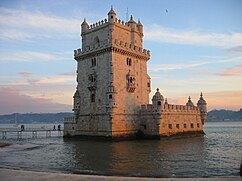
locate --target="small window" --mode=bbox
[176,124,179,129]
[91,58,96,67]
[184,124,187,129]
[197,123,200,128]
[111,15,113,19]
[89,74,96,82]
[147,82,150,87]
[169,124,172,129]
[109,95,112,99]
[91,93,95,102]
[126,58,132,66]
[191,123,194,128]
[157,101,161,106]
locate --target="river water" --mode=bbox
[0,122,241,178]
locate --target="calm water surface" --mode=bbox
[0,122,241,177]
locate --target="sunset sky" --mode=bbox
[0,0,242,114]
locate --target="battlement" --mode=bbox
[74,38,150,59]
[64,116,75,123]
[163,104,200,113]
[140,103,200,114]
[89,18,108,30]
[82,16,142,35]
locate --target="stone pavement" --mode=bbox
[0,168,241,181]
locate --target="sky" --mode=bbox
[0,0,242,114]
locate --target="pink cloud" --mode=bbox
[216,64,242,76]
[166,91,242,111]
[0,88,72,114]
[18,72,33,77]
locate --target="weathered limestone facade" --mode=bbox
[64,8,207,139]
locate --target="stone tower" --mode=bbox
[65,7,150,137]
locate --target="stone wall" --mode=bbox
[139,104,203,137]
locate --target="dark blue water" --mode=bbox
[0,122,241,177]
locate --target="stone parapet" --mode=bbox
[82,16,142,35]
[64,116,75,123]
[74,38,150,60]
[163,104,200,113]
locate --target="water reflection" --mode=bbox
[64,136,207,177]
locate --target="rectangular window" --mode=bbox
[147,82,150,87]
[169,124,172,129]
[91,58,96,67]
[126,58,132,66]
[109,95,112,99]
[91,93,95,102]
[176,124,179,129]
[184,124,187,129]
[191,123,194,128]
[197,123,200,128]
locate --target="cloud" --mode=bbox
[21,75,75,85]
[163,90,242,111]
[0,7,80,40]
[18,72,33,77]
[148,62,208,72]
[60,70,76,76]
[0,88,72,114]
[205,90,242,111]
[36,77,74,84]
[0,29,33,40]
[148,54,242,72]
[145,24,242,48]
[227,46,242,53]
[216,64,242,77]
[0,51,66,62]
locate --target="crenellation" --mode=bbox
[74,38,150,60]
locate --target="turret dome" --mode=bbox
[152,88,164,101]
[81,18,88,26]
[108,6,116,15]
[186,96,194,106]
[197,92,207,105]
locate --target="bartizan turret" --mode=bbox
[81,18,89,34]
[137,19,143,37]
[186,96,194,106]
[108,6,116,23]
[197,92,207,125]
[73,89,80,122]
[152,88,164,113]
